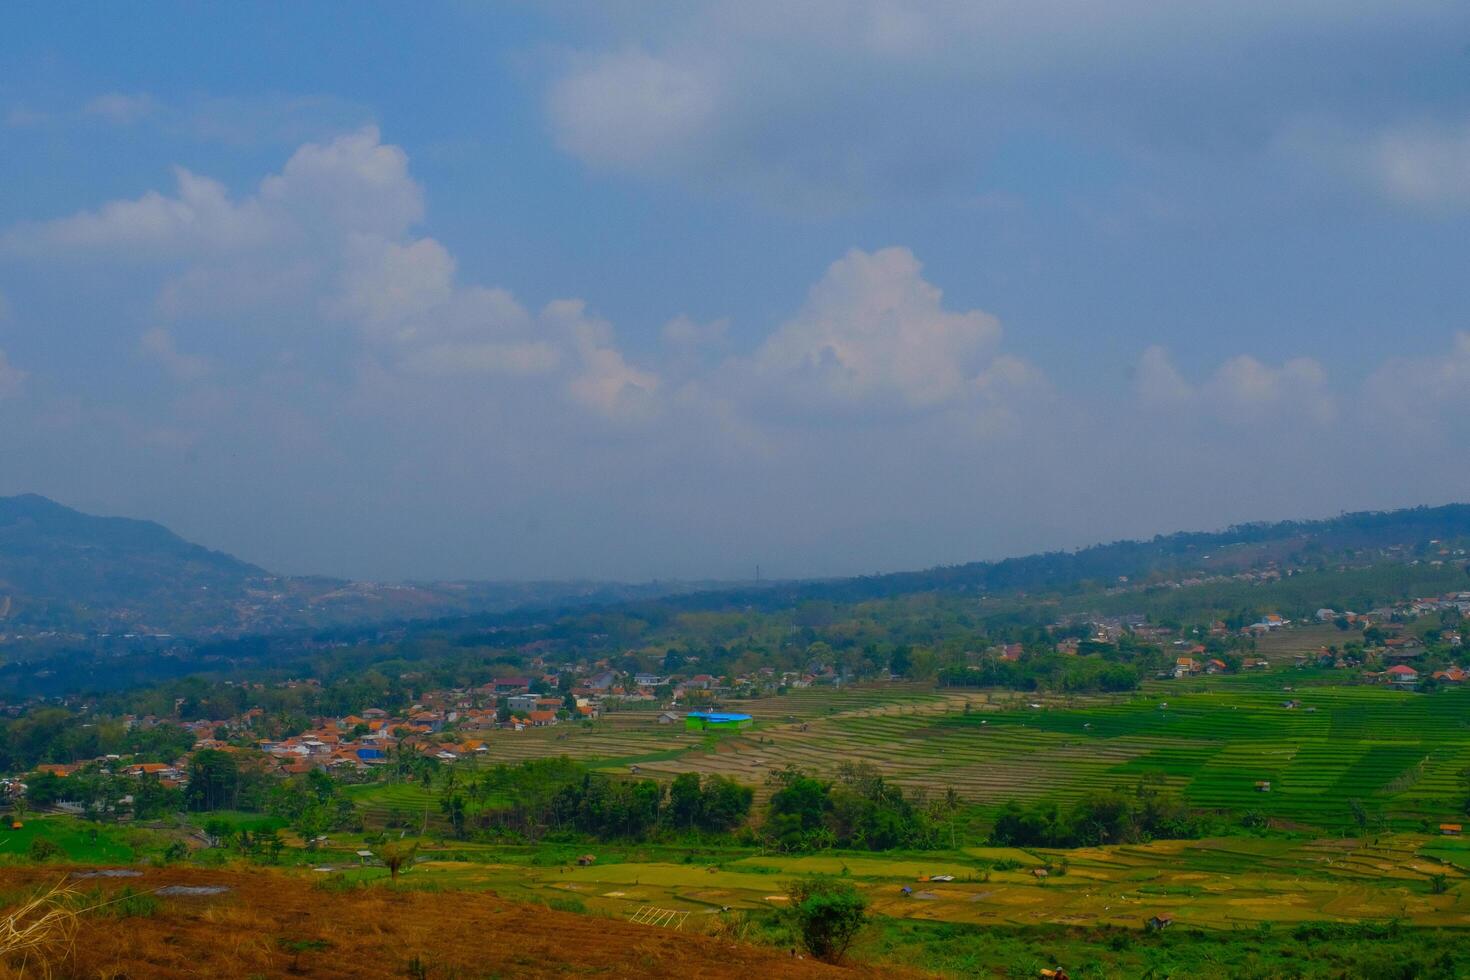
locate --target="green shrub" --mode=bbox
[786,875,868,964]
[27,837,63,861]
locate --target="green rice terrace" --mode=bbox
[390,676,1470,833]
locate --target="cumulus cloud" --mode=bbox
[259,126,422,238]
[3,125,417,259]
[139,327,212,382]
[2,167,271,255]
[1135,346,1334,424]
[3,127,657,419]
[0,348,25,399]
[750,246,1017,413]
[547,300,661,421]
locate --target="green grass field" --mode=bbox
[0,815,144,863]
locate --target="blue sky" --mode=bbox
[2,2,1470,581]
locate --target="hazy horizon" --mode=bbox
[4,4,1470,581]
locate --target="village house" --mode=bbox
[1384,664,1419,686]
[506,693,540,714]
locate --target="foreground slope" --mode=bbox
[0,865,879,979]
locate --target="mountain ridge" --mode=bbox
[4,493,1470,637]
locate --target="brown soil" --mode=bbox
[1,866,891,979]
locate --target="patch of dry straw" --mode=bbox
[0,883,79,979]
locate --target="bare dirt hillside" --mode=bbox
[0,865,891,979]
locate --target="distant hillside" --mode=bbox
[4,493,1469,640]
[0,495,705,636]
[645,504,1470,612]
[0,493,263,602]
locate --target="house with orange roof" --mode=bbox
[1385,664,1419,685]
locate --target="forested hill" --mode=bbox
[0,495,700,635]
[639,504,1470,612]
[0,493,262,610]
[4,493,1469,638]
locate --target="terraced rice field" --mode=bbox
[349,833,1470,932]
[346,782,446,828]
[356,679,1470,831]
[635,680,1470,828]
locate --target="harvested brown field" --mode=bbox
[0,866,890,979]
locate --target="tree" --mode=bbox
[376,840,418,883]
[699,775,753,832]
[766,770,832,849]
[184,749,240,811]
[668,772,703,830]
[440,793,467,839]
[203,817,232,847]
[786,876,868,964]
[132,773,182,820]
[889,646,913,678]
[24,771,64,807]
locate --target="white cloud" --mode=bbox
[1136,347,1335,424]
[547,49,719,174]
[84,92,157,125]
[0,349,25,399]
[1280,116,1470,211]
[1135,344,1194,407]
[139,327,211,382]
[332,235,458,338]
[1366,331,1470,429]
[259,126,422,239]
[1,127,659,415]
[2,167,272,255]
[751,246,1014,412]
[1368,120,1470,209]
[661,314,728,349]
[541,2,1469,205]
[546,300,661,421]
[398,340,561,377]
[3,125,416,259]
